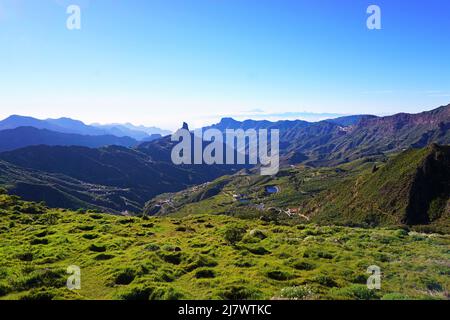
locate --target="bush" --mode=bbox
[150,286,184,300]
[245,246,270,255]
[280,285,313,300]
[331,285,378,300]
[89,244,107,252]
[249,229,267,240]
[30,238,49,245]
[317,251,334,259]
[224,226,246,245]
[117,285,154,300]
[313,275,338,287]
[16,252,34,262]
[94,254,115,261]
[291,260,315,271]
[266,270,294,281]
[78,225,95,231]
[19,289,56,300]
[195,268,216,279]
[82,233,99,240]
[114,268,136,285]
[381,293,410,300]
[159,252,183,265]
[0,282,11,297]
[184,254,217,272]
[144,243,160,252]
[234,259,255,268]
[218,285,261,300]
[16,269,66,290]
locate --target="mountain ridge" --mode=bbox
[0,126,138,152]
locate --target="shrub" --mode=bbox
[195,268,216,279]
[161,244,181,252]
[114,268,136,285]
[313,275,338,287]
[142,223,154,228]
[94,254,115,261]
[249,229,267,240]
[381,293,410,300]
[246,246,270,255]
[234,259,255,268]
[224,226,246,245]
[266,270,294,281]
[280,285,314,300]
[331,284,378,300]
[30,238,49,245]
[117,285,154,300]
[89,244,107,252]
[317,251,334,259]
[19,289,56,300]
[16,269,66,290]
[150,286,184,300]
[119,218,135,224]
[0,282,11,297]
[159,252,183,265]
[218,285,261,300]
[291,260,315,271]
[82,233,99,240]
[184,254,217,272]
[154,269,176,282]
[78,225,95,231]
[144,243,160,252]
[16,252,34,262]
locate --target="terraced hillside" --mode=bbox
[0,192,448,300]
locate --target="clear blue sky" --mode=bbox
[1,0,449,130]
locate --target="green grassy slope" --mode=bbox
[307,145,450,232]
[1,192,448,300]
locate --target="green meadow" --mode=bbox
[0,192,448,300]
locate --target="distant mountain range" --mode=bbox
[0,131,247,213]
[206,104,450,166]
[0,115,170,141]
[0,127,138,152]
[0,103,448,214]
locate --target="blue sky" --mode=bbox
[1,0,449,130]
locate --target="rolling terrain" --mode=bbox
[0,132,247,213]
[145,145,450,233]
[0,192,448,300]
[0,104,448,217]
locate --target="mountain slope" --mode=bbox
[305,144,450,232]
[143,144,449,232]
[0,141,245,213]
[0,127,138,152]
[305,104,450,166]
[205,104,450,166]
